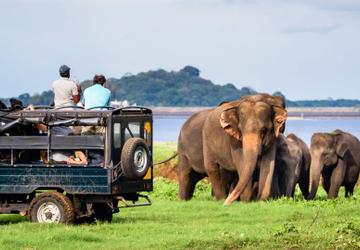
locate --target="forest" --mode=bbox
[2,66,360,107]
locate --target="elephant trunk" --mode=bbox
[224,133,260,205]
[308,155,323,200]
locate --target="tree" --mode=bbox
[180,66,200,77]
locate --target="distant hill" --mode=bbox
[81,65,257,106]
[2,65,360,107]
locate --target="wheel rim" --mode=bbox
[37,201,61,223]
[133,146,148,173]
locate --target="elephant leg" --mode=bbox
[178,155,204,200]
[298,166,310,199]
[257,144,276,201]
[239,178,254,202]
[220,168,238,196]
[344,165,359,197]
[284,163,296,198]
[252,182,259,200]
[345,184,354,197]
[205,160,226,200]
[328,159,346,198]
[322,168,332,195]
[179,168,205,200]
[271,170,280,199]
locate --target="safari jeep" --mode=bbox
[0,106,153,223]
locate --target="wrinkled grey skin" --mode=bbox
[226,133,310,201]
[177,109,211,200]
[309,130,360,199]
[203,95,287,205]
[273,134,311,199]
[177,94,287,204]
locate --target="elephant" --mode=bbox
[178,109,210,200]
[202,94,287,205]
[222,133,310,201]
[273,133,310,199]
[308,129,360,199]
[177,94,287,203]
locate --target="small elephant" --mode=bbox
[273,133,310,199]
[309,130,360,199]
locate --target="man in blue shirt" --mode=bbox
[82,75,111,110]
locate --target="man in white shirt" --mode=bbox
[52,65,80,108]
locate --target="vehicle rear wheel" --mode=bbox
[121,138,150,179]
[28,192,75,224]
[92,203,113,222]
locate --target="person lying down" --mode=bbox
[40,150,88,165]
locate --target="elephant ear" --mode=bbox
[335,133,348,158]
[220,107,242,141]
[273,106,287,138]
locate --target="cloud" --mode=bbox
[284,24,340,34]
[0,0,360,99]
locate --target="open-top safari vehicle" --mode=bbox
[0,105,153,223]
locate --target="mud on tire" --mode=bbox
[121,138,150,179]
[28,192,75,224]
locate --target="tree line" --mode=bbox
[2,66,360,107]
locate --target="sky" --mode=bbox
[0,0,360,100]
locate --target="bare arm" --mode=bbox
[67,151,88,165]
[72,95,80,104]
[71,84,81,104]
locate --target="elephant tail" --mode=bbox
[154,152,178,166]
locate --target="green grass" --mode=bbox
[0,142,359,250]
[0,179,359,250]
[153,141,177,164]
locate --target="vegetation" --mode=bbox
[153,141,177,164]
[0,180,358,250]
[0,142,359,250]
[3,66,360,107]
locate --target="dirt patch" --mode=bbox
[154,162,179,182]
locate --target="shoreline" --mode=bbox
[151,107,360,118]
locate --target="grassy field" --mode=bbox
[0,142,359,250]
[153,141,178,164]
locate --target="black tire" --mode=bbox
[121,138,150,179]
[28,192,75,224]
[92,203,113,222]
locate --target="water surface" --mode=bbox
[153,116,360,146]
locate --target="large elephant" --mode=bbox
[178,109,211,200]
[273,133,310,199]
[177,94,287,202]
[202,94,287,205]
[308,129,360,199]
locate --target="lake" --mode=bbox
[153,116,360,146]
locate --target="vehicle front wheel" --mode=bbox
[28,192,75,224]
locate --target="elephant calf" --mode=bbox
[309,130,360,199]
[273,134,310,199]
